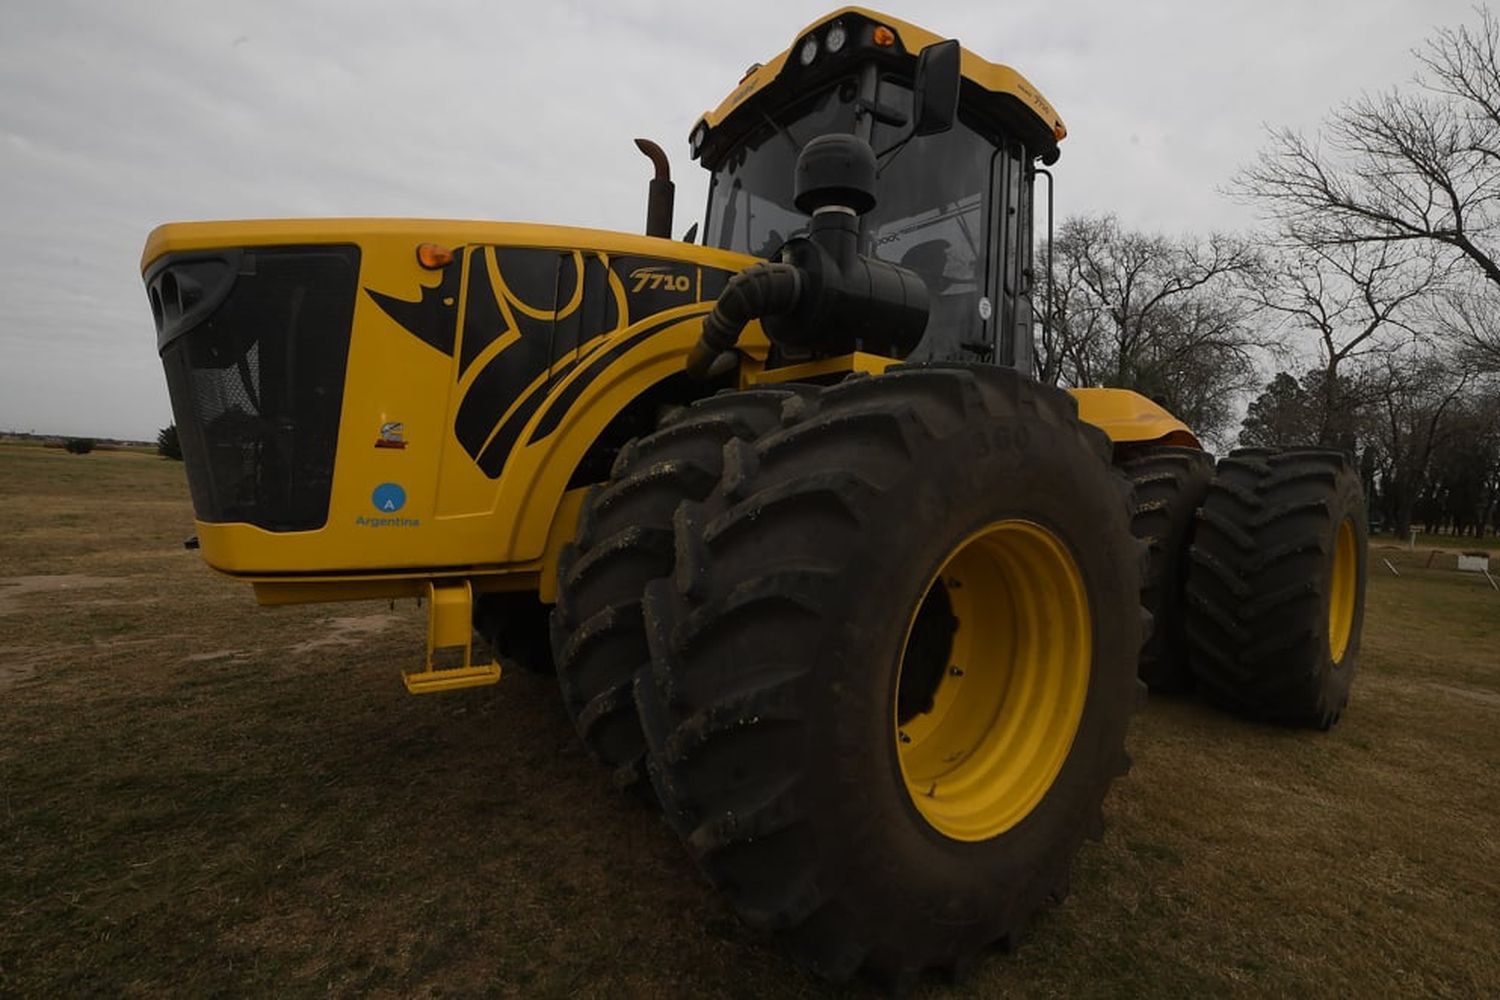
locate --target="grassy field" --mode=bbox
[1373,530,1500,553]
[2,445,1497,997]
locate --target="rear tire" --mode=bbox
[1121,446,1214,692]
[551,387,811,786]
[637,366,1141,984]
[1184,448,1367,728]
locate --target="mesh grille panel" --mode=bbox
[158,246,360,531]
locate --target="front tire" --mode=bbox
[551,388,811,785]
[637,366,1141,984]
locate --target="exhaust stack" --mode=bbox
[634,138,675,239]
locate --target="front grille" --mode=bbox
[152,246,360,531]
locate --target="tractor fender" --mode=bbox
[1068,387,1201,449]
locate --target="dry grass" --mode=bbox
[1,444,1496,997]
[1378,531,1500,554]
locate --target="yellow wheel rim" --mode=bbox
[894,520,1091,842]
[1328,517,1357,663]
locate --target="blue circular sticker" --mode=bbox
[372,482,407,513]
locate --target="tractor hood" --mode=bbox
[142,219,757,580]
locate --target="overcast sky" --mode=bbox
[0,0,1486,440]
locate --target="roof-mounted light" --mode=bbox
[799,35,819,66]
[826,22,848,53]
[872,25,895,47]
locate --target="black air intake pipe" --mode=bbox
[686,134,929,379]
[686,263,802,378]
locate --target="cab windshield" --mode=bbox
[704,75,1025,361]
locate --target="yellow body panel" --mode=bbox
[741,351,898,386]
[144,220,767,591]
[1068,388,1201,449]
[146,219,1199,606]
[700,7,1066,143]
[140,219,757,274]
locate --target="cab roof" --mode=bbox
[691,7,1066,166]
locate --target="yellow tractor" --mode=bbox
[141,7,1368,987]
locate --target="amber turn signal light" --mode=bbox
[416,243,454,269]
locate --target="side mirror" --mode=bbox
[912,39,961,137]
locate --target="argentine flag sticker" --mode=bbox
[372,483,407,513]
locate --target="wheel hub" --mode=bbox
[894,520,1091,842]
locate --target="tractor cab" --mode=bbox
[688,8,1066,372]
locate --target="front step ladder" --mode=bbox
[403,579,501,694]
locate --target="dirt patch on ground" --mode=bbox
[183,649,258,664]
[1427,682,1500,707]
[0,574,118,615]
[1371,672,1500,709]
[287,614,402,655]
[0,653,39,689]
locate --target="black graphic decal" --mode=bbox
[528,309,710,444]
[699,267,733,303]
[495,247,560,312]
[458,249,509,376]
[476,357,580,477]
[365,248,465,356]
[367,245,727,480]
[552,254,616,361]
[454,247,560,459]
[548,252,583,362]
[555,252,580,313]
[612,255,698,321]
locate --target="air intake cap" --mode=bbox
[794,134,877,215]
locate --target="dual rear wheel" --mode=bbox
[1122,445,1367,726]
[1183,448,1367,728]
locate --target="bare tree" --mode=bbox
[1235,9,1500,513]
[1035,224,1112,388]
[1244,240,1447,447]
[1129,296,1261,438]
[1421,387,1500,535]
[1430,282,1500,372]
[1367,350,1472,536]
[1036,214,1261,441]
[1237,9,1500,290]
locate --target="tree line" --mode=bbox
[1034,8,1500,538]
